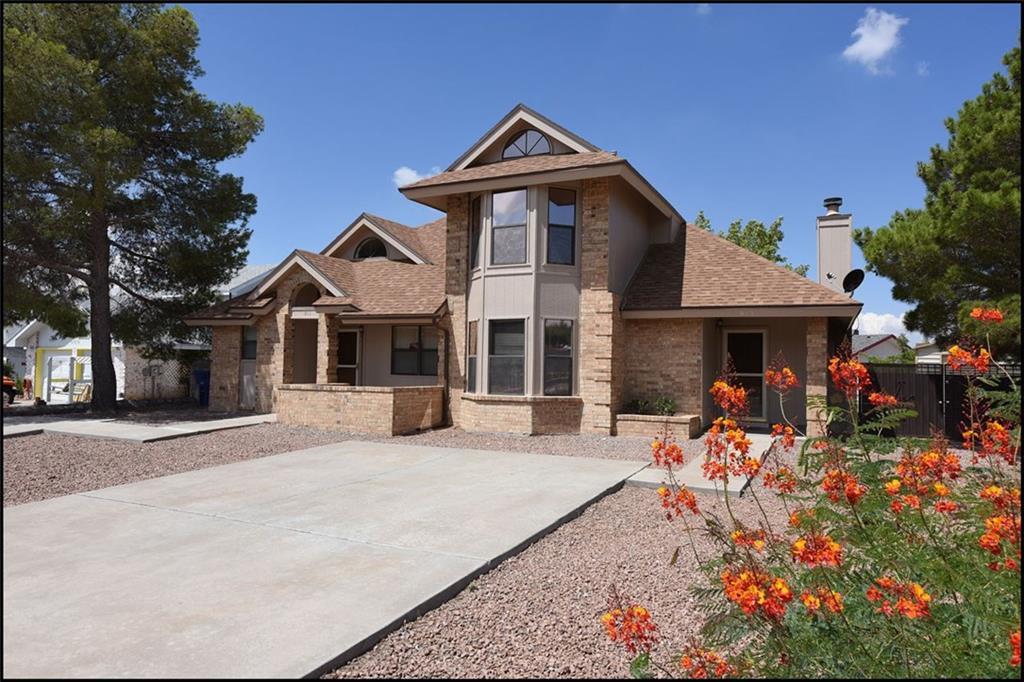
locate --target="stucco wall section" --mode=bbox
[209,326,241,411]
[622,318,704,416]
[578,177,622,434]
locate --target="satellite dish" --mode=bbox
[842,269,865,295]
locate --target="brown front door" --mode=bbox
[336,330,359,384]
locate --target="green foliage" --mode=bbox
[626,399,652,415]
[628,653,653,679]
[2,3,264,406]
[653,396,676,416]
[854,39,1021,350]
[694,212,810,276]
[958,295,1022,359]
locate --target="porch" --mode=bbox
[274,383,444,436]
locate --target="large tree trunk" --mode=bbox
[89,209,118,412]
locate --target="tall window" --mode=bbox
[391,325,438,376]
[466,320,478,392]
[491,189,527,265]
[543,319,573,396]
[547,188,576,266]
[470,196,482,269]
[502,129,551,159]
[488,320,525,395]
[241,326,257,360]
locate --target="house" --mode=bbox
[185,104,861,436]
[914,340,945,365]
[851,333,906,361]
[4,265,274,404]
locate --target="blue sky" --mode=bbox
[185,3,1020,343]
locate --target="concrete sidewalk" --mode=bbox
[1,413,276,441]
[3,441,645,678]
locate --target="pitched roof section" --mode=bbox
[446,103,601,172]
[852,334,898,354]
[623,224,860,311]
[362,214,446,264]
[401,151,624,190]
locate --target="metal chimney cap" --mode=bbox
[823,196,843,210]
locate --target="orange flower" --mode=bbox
[970,307,1005,324]
[791,533,843,568]
[934,500,959,514]
[828,355,871,397]
[1011,630,1021,667]
[721,568,793,621]
[947,344,991,373]
[893,449,962,495]
[770,423,797,450]
[976,420,1018,465]
[709,379,749,416]
[765,366,800,393]
[981,485,1021,511]
[657,484,700,520]
[868,391,899,408]
[651,436,685,468]
[731,528,768,552]
[801,588,843,615]
[703,418,761,481]
[679,646,736,678]
[979,515,1021,559]
[867,576,932,620]
[884,479,902,495]
[822,469,867,505]
[763,464,798,494]
[601,604,657,654]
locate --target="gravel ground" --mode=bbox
[2,423,349,507]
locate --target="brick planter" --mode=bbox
[615,413,701,439]
[274,384,443,436]
[459,394,583,435]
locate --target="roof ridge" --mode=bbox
[687,224,858,304]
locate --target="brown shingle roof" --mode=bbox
[301,251,444,317]
[623,224,860,311]
[364,214,446,264]
[400,151,624,190]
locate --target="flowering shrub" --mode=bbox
[603,313,1021,678]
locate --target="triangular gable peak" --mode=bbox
[320,214,428,264]
[447,104,601,172]
[254,251,348,299]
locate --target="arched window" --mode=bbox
[502,129,551,160]
[292,283,320,306]
[354,237,387,259]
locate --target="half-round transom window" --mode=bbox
[354,237,387,259]
[502,129,551,160]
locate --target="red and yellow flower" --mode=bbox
[709,379,749,416]
[828,355,871,397]
[679,646,736,678]
[791,533,843,568]
[866,576,932,619]
[947,344,991,373]
[721,568,793,621]
[970,307,1005,324]
[868,391,899,408]
[657,484,700,520]
[800,587,844,615]
[601,604,657,654]
[822,469,867,505]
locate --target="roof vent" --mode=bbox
[823,197,843,215]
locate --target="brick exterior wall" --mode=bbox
[258,271,325,411]
[274,384,443,435]
[615,413,702,439]
[209,326,241,411]
[622,318,704,416]
[805,317,828,436]
[460,395,583,435]
[578,177,623,435]
[444,194,470,427]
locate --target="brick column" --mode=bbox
[805,317,828,436]
[578,178,622,435]
[209,326,241,411]
[444,194,470,427]
[316,313,338,383]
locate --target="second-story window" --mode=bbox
[547,188,576,266]
[491,189,527,265]
[470,196,482,269]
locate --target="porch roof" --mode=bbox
[622,224,861,316]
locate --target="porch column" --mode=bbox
[805,317,828,436]
[316,313,337,383]
[209,326,241,411]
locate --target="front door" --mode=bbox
[336,330,360,384]
[239,326,257,410]
[723,329,767,421]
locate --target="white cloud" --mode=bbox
[916,60,930,77]
[696,4,712,16]
[392,165,441,188]
[856,311,923,344]
[842,8,909,75]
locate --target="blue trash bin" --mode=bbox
[193,368,210,407]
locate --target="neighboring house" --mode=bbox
[186,104,861,436]
[915,340,945,365]
[852,333,906,361]
[4,265,274,403]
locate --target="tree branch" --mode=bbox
[108,276,166,308]
[109,239,165,265]
[3,247,93,285]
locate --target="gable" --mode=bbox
[447,103,600,172]
[321,215,428,263]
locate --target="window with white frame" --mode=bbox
[491,189,527,265]
[488,319,525,395]
[466,320,478,392]
[543,319,573,396]
[547,188,576,266]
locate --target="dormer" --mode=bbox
[321,214,429,264]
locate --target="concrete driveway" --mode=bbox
[3,441,645,678]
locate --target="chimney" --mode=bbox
[816,196,852,294]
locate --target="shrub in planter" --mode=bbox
[604,309,1021,678]
[627,399,652,415]
[653,397,676,416]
